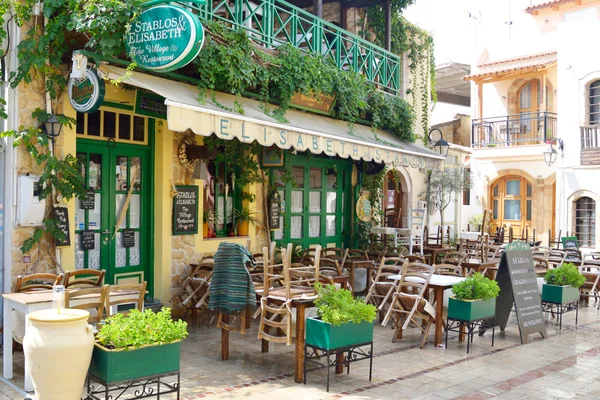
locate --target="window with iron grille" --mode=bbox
[574,197,596,247]
[589,80,600,125]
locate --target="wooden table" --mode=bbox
[387,274,465,347]
[422,246,454,264]
[344,260,375,294]
[2,289,141,394]
[462,258,498,277]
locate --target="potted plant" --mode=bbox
[233,206,264,236]
[203,208,216,238]
[306,283,377,350]
[542,263,585,304]
[448,273,500,321]
[89,308,188,384]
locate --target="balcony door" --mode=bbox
[490,176,532,237]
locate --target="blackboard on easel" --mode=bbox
[495,240,546,344]
[561,236,579,250]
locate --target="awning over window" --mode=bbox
[99,66,444,168]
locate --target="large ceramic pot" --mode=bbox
[24,309,94,400]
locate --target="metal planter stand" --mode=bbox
[85,371,180,400]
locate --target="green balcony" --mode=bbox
[184,0,402,94]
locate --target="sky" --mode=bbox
[403,0,537,65]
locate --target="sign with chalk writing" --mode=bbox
[561,236,579,250]
[269,194,281,231]
[123,229,135,248]
[81,230,95,250]
[53,207,71,247]
[80,189,96,210]
[173,185,198,235]
[495,240,546,344]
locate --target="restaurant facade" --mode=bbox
[1,0,442,304]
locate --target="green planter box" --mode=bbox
[541,284,580,304]
[305,317,373,350]
[448,297,496,322]
[88,341,180,384]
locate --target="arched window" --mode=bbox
[575,197,596,247]
[589,80,600,125]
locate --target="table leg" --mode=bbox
[3,300,13,380]
[245,305,251,330]
[221,314,229,361]
[434,287,444,347]
[24,313,33,392]
[335,352,344,374]
[459,322,466,342]
[294,304,306,383]
[261,299,269,353]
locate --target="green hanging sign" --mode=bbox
[125,5,205,72]
[68,68,105,113]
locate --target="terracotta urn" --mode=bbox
[23,309,94,400]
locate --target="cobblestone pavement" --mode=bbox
[2,301,600,399]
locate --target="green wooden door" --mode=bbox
[76,140,151,288]
[272,155,351,249]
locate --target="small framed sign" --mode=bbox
[269,194,281,231]
[123,229,136,248]
[80,189,96,210]
[261,146,284,167]
[81,230,95,250]
[173,185,199,235]
[53,207,71,247]
[561,236,579,250]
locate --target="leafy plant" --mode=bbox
[233,206,265,229]
[468,214,484,230]
[96,308,188,350]
[314,283,377,326]
[545,263,586,288]
[452,273,500,301]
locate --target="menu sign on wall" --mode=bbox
[173,185,199,235]
[495,240,546,344]
[123,229,136,248]
[81,230,95,250]
[269,194,281,231]
[53,207,71,247]
[80,189,96,210]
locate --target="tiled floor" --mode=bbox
[3,301,600,399]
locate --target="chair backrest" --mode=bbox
[409,209,426,236]
[320,258,342,277]
[384,207,402,228]
[65,284,109,325]
[15,273,64,292]
[346,249,368,261]
[435,263,463,277]
[322,248,345,260]
[443,251,467,267]
[283,247,320,297]
[261,246,284,297]
[64,269,105,288]
[547,250,567,268]
[405,254,426,264]
[374,256,406,282]
[395,262,434,297]
[105,281,147,316]
[583,253,600,268]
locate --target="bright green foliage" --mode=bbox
[314,283,377,326]
[233,206,264,229]
[545,263,586,288]
[452,273,500,301]
[97,308,188,350]
[203,136,263,188]
[0,109,86,253]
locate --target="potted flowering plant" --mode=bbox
[542,263,585,304]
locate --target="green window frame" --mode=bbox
[209,161,242,237]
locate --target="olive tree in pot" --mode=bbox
[542,263,586,304]
[448,273,500,321]
[306,283,377,350]
[89,308,188,384]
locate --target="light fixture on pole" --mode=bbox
[43,114,63,140]
[543,138,564,166]
[428,128,449,158]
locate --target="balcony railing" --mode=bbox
[581,125,600,149]
[471,112,557,148]
[184,0,402,94]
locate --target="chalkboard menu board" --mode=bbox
[123,229,135,248]
[495,240,546,344]
[269,194,281,231]
[80,189,95,210]
[81,230,95,250]
[173,185,199,235]
[53,207,71,247]
[561,236,579,250]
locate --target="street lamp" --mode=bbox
[428,128,449,158]
[543,138,564,166]
[43,114,63,140]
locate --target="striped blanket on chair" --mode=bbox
[208,242,256,314]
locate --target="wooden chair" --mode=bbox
[435,263,464,277]
[384,207,402,228]
[382,262,435,348]
[547,250,567,269]
[442,252,467,267]
[322,248,346,265]
[65,284,109,326]
[408,209,426,255]
[15,273,63,292]
[105,281,147,317]
[405,254,426,264]
[533,256,550,276]
[64,269,105,288]
[365,257,406,316]
[170,259,214,322]
[581,256,600,309]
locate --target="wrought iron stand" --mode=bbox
[84,371,180,400]
[303,342,373,392]
[541,300,579,330]
[445,317,495,354]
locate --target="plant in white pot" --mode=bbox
[542,263,586,304]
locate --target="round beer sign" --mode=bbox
[356,194,372,222]
[68,68,105,113]
[125,5,205,72]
